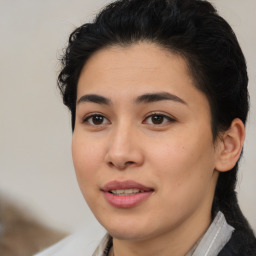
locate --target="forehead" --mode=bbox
[82,43,181,71]
[77,42,209,110]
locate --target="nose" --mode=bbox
[105,123,144,170]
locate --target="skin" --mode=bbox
[72,42,231,256]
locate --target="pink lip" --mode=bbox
[102,180,153,191]
[101,180,154,209]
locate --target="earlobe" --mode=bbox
[215,118,245,172]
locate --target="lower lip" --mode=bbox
[103,191,153,208]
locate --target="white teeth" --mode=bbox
[110,189,143,196]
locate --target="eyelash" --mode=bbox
[82,114,110,126]
[143,113,176,126]
[82,113,176,127]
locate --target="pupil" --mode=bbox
[152,115,163,124]
[93,115,103,125]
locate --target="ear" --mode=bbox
[215,118,245,172]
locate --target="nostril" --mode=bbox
[126,161,135,166]
[107,160,135,169]
[108,162,115,167]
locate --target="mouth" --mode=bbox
[101,180,154,208]
[109,188,147,196]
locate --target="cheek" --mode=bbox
[148,137,216,221]
[149,131,215,190]
[72,133,104,185]
[152,147,192,195]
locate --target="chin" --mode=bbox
[103,220,160,242]
[109,229,149,241]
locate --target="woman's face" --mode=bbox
[72,43,220,242]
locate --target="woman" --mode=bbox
[36,0,256,255]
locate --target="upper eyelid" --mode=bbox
[82,112,107,119]
[144,112,176,120]
[82,113,110,123]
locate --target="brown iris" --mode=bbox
[92,115,104,125]
[151,115,164,124]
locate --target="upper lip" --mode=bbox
[101,180,154,192]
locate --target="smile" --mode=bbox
[110,189,146,196]
[102,180,154,208]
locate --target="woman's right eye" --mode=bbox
[83,114,110,126]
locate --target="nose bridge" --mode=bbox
[110,120,135,157]
[106,119,143,169]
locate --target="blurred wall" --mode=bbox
[0,0,255,233]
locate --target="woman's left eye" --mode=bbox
[143,114,175,125]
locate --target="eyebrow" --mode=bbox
[77,92,187,106]
[77,94,111,105]
[135,92,187,105]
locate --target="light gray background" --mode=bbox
[0,0,255,233]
